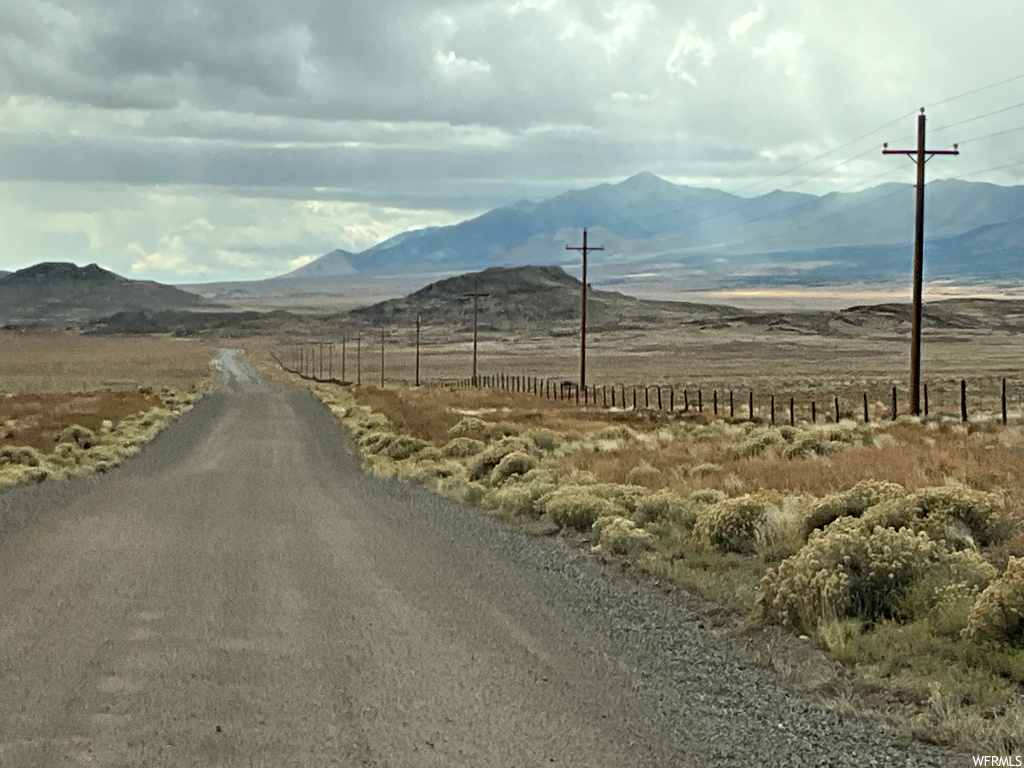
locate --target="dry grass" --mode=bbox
[0,331,218,393]
[0,332,217,491]
[1,390,163,452]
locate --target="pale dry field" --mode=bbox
[0,331,220,393]
[263,323,1024,422]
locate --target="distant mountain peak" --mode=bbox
[616,171,675,190]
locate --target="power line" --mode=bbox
[930,100,1024,135]
[924,73,1024,109]
[951,123,1024,148]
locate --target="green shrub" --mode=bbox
[587,483,650,515]
[441,437,485,458]
[904,485,1013,548]
[635,489,696,527]
[58,424,96,449]
[727,430,785,460]
[625,460,661,486]
[757,518,944,631]
[561,469,598,486]
[523,427,562,452]
[491,451,536,484]
[783,433,847,459]
[448,416,490,436]
[468,437,533,482]
[805,479,906,537]
[689,488,727,506]
[382,435,429,461]
[965,556,1024,645]
[593,515,654,556]
[400,459,467,487]
[694,493,780,554]
[487,479,556,518]
[358,430,396,455]
[543,487,622,531]
[596,424,634,441]
[0,445,43,467]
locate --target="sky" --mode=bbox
[1,0,1022,282]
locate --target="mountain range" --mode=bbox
[273,172,1024,291]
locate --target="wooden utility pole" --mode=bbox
[415,315,421,387]
[883,108,959,415]
[566,228,604,390]
[356,334,362,386]
[341,333,347,383]
[463,284,489,386]
[380,327,386,388]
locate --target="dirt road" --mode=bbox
[0,351,959,766]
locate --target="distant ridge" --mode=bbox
[348,264,748,330]
[0,262,217,324]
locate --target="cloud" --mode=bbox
[0,0,1022,282]
[752,27,806,78]
[728,6,766,41]
[665,21,716,86]
[126,238,212,277]
[434,50,492,77]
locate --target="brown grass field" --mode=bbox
[246,322,1024,758]
[0,332,218,486]
[0,331,219,393]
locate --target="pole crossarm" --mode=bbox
[882,107,960,416]
[566,228,604,390]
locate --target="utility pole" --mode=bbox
[380,327,386,388]
[463,283,489,386]
[883,108,959,416]
[566,228,604,390]
[415,315,421,387]
[341,333,347,383]
[356,334,362,386]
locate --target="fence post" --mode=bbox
[698,389,703,413]
[789,397,795,426]
[770,395,775,425]
[961,379,968,422]
[729,390,734,419]
[645,387,649,409]
[632,388,637,409]
[575,385,580,406]
[834,396,840,423]
[892,387,898,421]
[658,386,663,410]
[811,401,817,423]
[1002,378,1007,425]
[749,391,754,421]
[713,390,718,416]
[611,387,616,407]
[603,385,608,408]
[863,393,869,423]
[670,387,675,412]
[923,383,929,417]
[684,389,689,411]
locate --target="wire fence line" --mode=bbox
[272,348,1019,427]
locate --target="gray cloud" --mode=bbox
[0,0,1022,281]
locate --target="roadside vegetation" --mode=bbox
[0,387,205,489]
[305,379,1024,757]
[0,332,218,491]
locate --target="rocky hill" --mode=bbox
[347,264,752,332]
[0,262,217,324]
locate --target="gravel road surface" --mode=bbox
[0,351,963,766]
